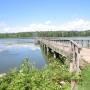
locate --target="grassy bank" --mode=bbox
[79,65,90,90]
[0,56,71,90]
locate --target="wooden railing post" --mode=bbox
[70,41,81,90]
[70,43,77,90]
[87,40,90,47]
[75,46,80,73]
[81,40,83,47]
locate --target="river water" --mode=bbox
[0,39,47,73]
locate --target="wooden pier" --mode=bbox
[38,37,90,90]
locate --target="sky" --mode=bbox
[0,0,90,33]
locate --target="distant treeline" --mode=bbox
[0,30,90,38]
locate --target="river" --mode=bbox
[0,38,47,73]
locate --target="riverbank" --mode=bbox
[0,57,71,90]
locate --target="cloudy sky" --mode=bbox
[0,0,90,33]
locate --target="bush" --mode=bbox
[0,58,71,90]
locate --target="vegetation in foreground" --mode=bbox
[79,65,90,90]
[0,55,89,90]
[0,57,71,90]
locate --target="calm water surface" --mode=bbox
[0,39,47,73]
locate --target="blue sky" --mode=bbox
[0,0,90,32]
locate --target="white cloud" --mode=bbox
[0,22,8,32]
[0,19,90,33]
[59,19,90,30]
[45,20,51,24]
[0,22,7,28]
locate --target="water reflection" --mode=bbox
[0,39,47,73]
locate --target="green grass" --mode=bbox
[79,65,90,90]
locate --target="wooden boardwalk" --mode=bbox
[38,38,90,64]
[38,38,90,90]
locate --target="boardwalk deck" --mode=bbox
[80,48,90,63]
[38,38,90,64]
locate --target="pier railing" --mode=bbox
[38,37,90,48]
[38,37,82,90]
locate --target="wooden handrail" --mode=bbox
[70,40,81,49]
[38,37,84,90]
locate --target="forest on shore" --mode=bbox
[0,30,90,38]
